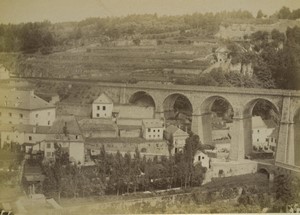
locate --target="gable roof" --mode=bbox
[48,115,81,135]
[252,116,267,129]
[142,119,164,128]
[165,125,188,136]
[77,118,118,133]
[0,89,55,110]
[252,116,277,129]
[93,93,113,104]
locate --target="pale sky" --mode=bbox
[1,0,300,24]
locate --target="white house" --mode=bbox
[0,64,10,79]
[252,116,278,152]
[164,125,189,154]
[42,116,85,164]
[0,89,56,126]
[194,150,210,169]
[142,119,164,140]
[92,93,113,119]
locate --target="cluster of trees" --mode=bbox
[0,21,55,53]
[176,26,300,90]
[276,6,300,20]
[39,135,207,201]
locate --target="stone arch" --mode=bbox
[243,97,280,119]
[162,93,193,130]
[128,91,156,108]
[196,95,234,146]
[257,168,271,179]
[242,98,280,159]
[199,95,234,115]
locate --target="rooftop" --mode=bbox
[0,89,55,110]
[93,93,113,104]
[0,123,50,134]
[252,116,277,129]
[142,119,164,128]
[165,125,188,136]
[77,118,117,132]
[48,115,81,135]
[85,137,166,144]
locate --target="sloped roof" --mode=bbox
[93,93,113,104]
[165,125,188,136]
[48,115,81,135]
[0,123,50,134]
[142,119,163,128]
[0,89,55,110]
[77,118,117,132]
[264,119,277,128]
[252,116,267,129]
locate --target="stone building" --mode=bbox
[0,89,56,126]
[164,125,189,154]
[142,119,164,140]
[92,93,113,119]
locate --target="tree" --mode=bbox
[278,7,292,19]
[256,10,264,19]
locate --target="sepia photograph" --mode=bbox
[0,0,300,214]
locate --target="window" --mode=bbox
[46,152,51,157]
[9,121,12,124]
[158,135,160,138]
[96,113,100,117]
[271,138,274,142]
[257,130,259,133]
[202,156,205,159]
[48,121,50,125]
[198,156,201,161]
[157,129,160,132]
[20,114,23,118]
[97,106,100,110]
[153,130,155,132]
[149,135,151,138]
[75,135,78,140]
[47,143,51,149]
[148,128,151,132]
[266,138,268,142]
[153,135,156,138]
[257,138,259,142]
[9,113,12,117]
[29,136,32,141]
[35,114,38,118]
[103,106,106,110]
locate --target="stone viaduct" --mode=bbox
[85,81,300,172]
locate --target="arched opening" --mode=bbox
[244,99,280,160]
[163,93,193,131]
[129,91,156,107]
[294,108,300,166]
[200,96,234,155]
[257,168,270,179]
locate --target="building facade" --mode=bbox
[92,93,113,118]
[142,119,164,140]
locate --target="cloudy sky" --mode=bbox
[1,0,300,24]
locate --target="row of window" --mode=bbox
[6,120,51,125]
[147,128,161,132]
[256,138,277,143]
[97,106,106,111]
[147,135,160,138]
[0,112,51,118]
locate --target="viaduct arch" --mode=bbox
[113,83,300,171]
